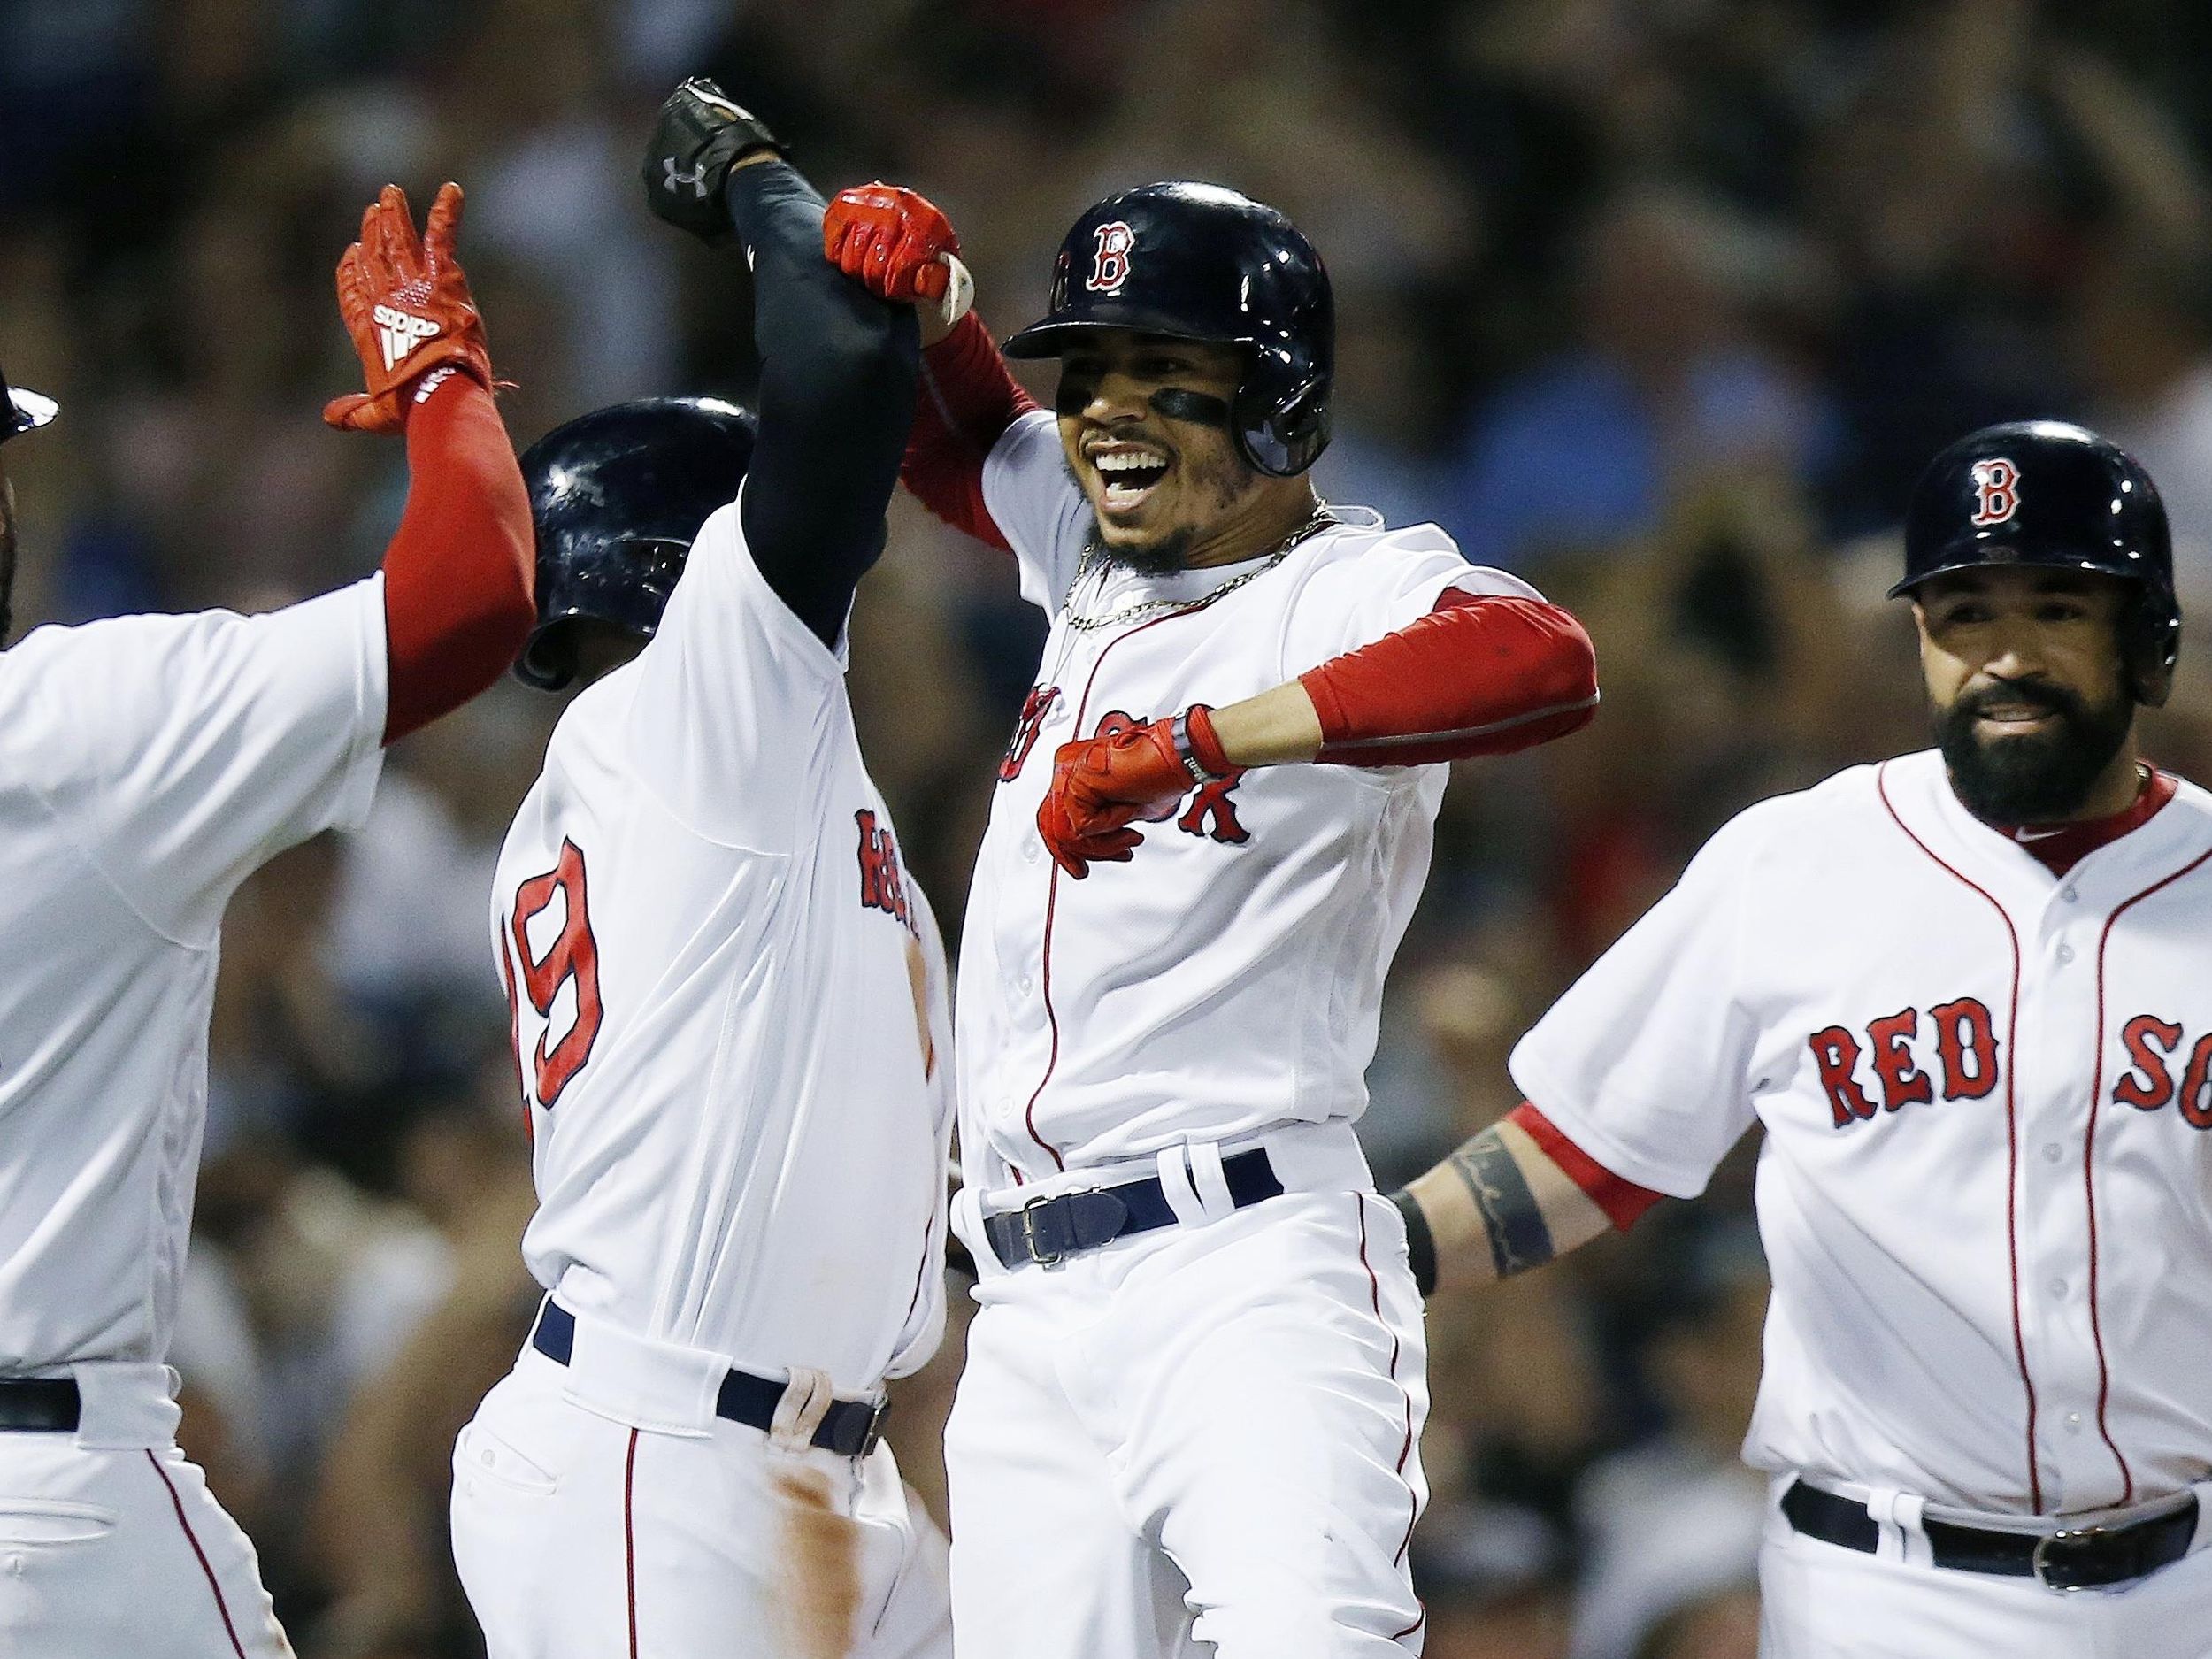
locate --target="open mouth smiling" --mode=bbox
[1087,439,1173,514]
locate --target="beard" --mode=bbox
[1082,520,1194,576]
[1068,441,1248,577]
[1936,676,2134,824]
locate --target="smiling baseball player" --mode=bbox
[825,180,1599,1656]
[446,82,954,1659]
[1392,420,2212,1655]
[0,186,533,1657]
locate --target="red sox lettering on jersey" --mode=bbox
[1510,749,2212,1518]
[956,409,1551,1180]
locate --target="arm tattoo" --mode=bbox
[1446,1125,1557,1280]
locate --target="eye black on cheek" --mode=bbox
[1054,379,1095,418]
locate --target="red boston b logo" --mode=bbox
[1087,221,1135,294]
[1970,457,2021,526]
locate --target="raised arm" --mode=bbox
[823,183,1040,551]
[642,81,920,647]
[323,183,534,744]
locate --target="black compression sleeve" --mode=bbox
[725,161,920,647]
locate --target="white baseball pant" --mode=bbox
[451,1327,949,1659]
[947,1137,1430,1659]
[0,1362,289,1657]
[1758,1479,2212,1657]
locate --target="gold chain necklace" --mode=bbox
[1058,504,1338,634]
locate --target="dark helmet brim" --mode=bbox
[1001,311,1261,359]
[1885,538,2168,600]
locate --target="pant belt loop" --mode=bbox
[1187,1141,1235,1220]
[768,1368,835,1455]
[1863,1487,1921,1566]
[1155,1147,1205,1227]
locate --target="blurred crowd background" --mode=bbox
[8,0,2212,1655]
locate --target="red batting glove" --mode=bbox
[824,182,960,304]
[324,183,495,434]
[1036,709,1232,879]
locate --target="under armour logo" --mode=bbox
[1970,457,2021,526]
[373,303,441,372]
[664,157,711,199]
[1086,221,1135,294]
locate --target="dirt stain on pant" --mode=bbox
[773,1465,863,1659]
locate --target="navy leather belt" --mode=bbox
[983,1148,1285,1270]
[1782,1479,2199,1591]
[529,1301,887,1459]
[0,1378,79,1432]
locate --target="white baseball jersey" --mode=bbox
[0,580,388,1372]
[960,409,1545,1177]
[1513,748,2212,1517]
[493,495,950,1393]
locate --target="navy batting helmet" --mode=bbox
[0,362,58,444]
[1895,419,2180,707]
[1002,181,1333,477]
[514,396,757,691]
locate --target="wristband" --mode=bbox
[1387,1188,1438,1297]
[1173,704,1232,785]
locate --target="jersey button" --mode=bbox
[2055,942,2076,964]
[1024,839,1041,864]
[2047,1278,2067,1299]
[2042,1141,2063,1164]
[2061,886,2079,902]
[1017,972,1034,996]
[2065,1411,2085,1433]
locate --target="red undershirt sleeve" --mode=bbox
[1298,588,1600,767]
[1509,1102,1663,1231]
[379,371,535,745]
[903,312,1041,553]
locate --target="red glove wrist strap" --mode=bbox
[1179,704,1233,780]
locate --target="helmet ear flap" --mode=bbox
[2123,588,2181,708]
[1233,368,1332,478]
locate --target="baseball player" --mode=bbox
[0,186,533,1657]
[446,82,954,1659]
[825,180,1600,1655]
[1390,420,2212,1656]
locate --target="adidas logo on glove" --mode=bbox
[373,303,442,371]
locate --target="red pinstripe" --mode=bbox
[1020,603,1224,1171]
[624,1429,641,1659]
[143,1449,250,1659]
[1356,1195,1422,1609]
[1878,764,2042,1511]
[2083,840,2212,1506]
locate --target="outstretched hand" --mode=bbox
[324,183,493,434]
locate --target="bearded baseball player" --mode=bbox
[1391,419,2212,1656]
[0,186,532,1656]
[446,82,955,1659]
[825,180,1600,1655]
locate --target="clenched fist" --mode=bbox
[325,183,493,434]
[1036,709,1233,879]
[825,182,974,335]
[642,77,782,243]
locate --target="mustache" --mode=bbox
[1955,678,2085,723]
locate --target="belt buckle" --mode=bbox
[854,1397,890,1460]
[2031,1525,2109,1592]
[1017,1194,1064,1268]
